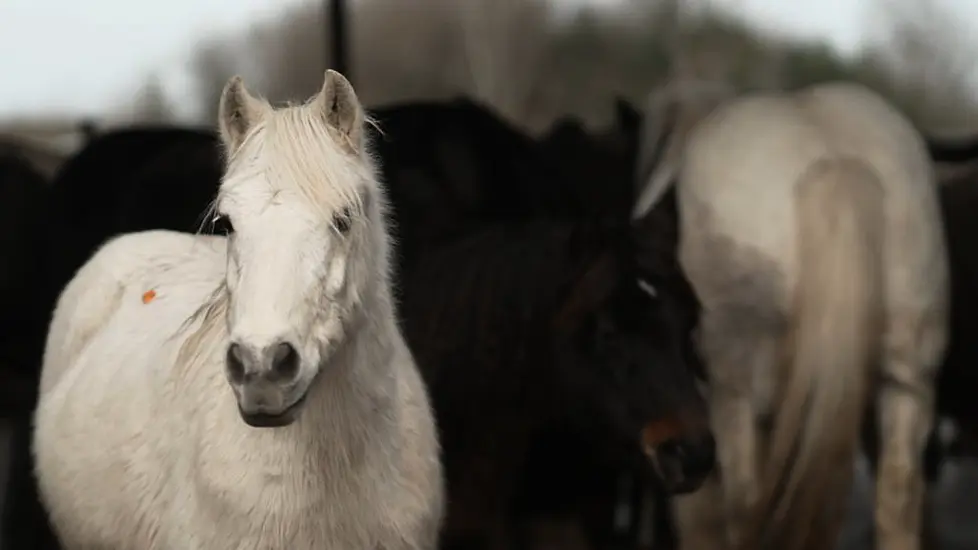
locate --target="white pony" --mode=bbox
[32,70,445,549]
[635,81,948,550]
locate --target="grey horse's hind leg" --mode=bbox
[874,309,944,550]
[698,301,783,547]
[863,411,943,550]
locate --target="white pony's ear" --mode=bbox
[314,69,364,153]
[218,75,264,152]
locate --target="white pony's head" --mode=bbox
[211,70,386,428]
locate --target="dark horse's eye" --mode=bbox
[333,206,354,234]
[212,213,234,235]
[636,278,658,300]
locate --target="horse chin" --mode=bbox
[658,471,706,495]
[237,393,309,428]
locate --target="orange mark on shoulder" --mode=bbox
[142,289,157,304]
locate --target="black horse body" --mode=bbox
[399,213,707,550]
[934,171,978,442]
[928,138,978,444]
[0,148,57,550]
[0,149,50,414]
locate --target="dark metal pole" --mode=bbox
[79,118,99,143]
[329,0,350,82]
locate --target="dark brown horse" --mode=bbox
[398,204,713,550]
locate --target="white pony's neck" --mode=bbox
[294,288,400,445]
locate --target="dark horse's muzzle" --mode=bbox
[640,410,717,493]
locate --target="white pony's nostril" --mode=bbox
[269,342,300,380]
[226,343,247,383]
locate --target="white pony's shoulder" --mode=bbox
[82,229,227,291]
[40,230,226,395]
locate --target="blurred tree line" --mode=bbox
[131,0,978,134]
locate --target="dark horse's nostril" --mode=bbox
[658,439,684,459]
[683,433,717,476]
[270,342,300,380]
[226,343,246,383]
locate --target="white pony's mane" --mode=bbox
[174,95,386,372]
[174,281,230,374]
[221,98,370,222]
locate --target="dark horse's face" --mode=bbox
[555,219,714,494]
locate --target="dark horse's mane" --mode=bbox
[368,97,578,271]
[399,217,626,412]
[371,97,564,215]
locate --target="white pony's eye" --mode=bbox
[637,278,658,299]
[333,206,353,234]
[212,213,235,235]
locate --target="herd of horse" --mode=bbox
[0,70,977,550]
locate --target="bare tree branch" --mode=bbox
[184,0,978,132]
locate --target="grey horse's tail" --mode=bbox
[741,157,885,550]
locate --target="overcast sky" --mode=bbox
[0,0,973,120]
